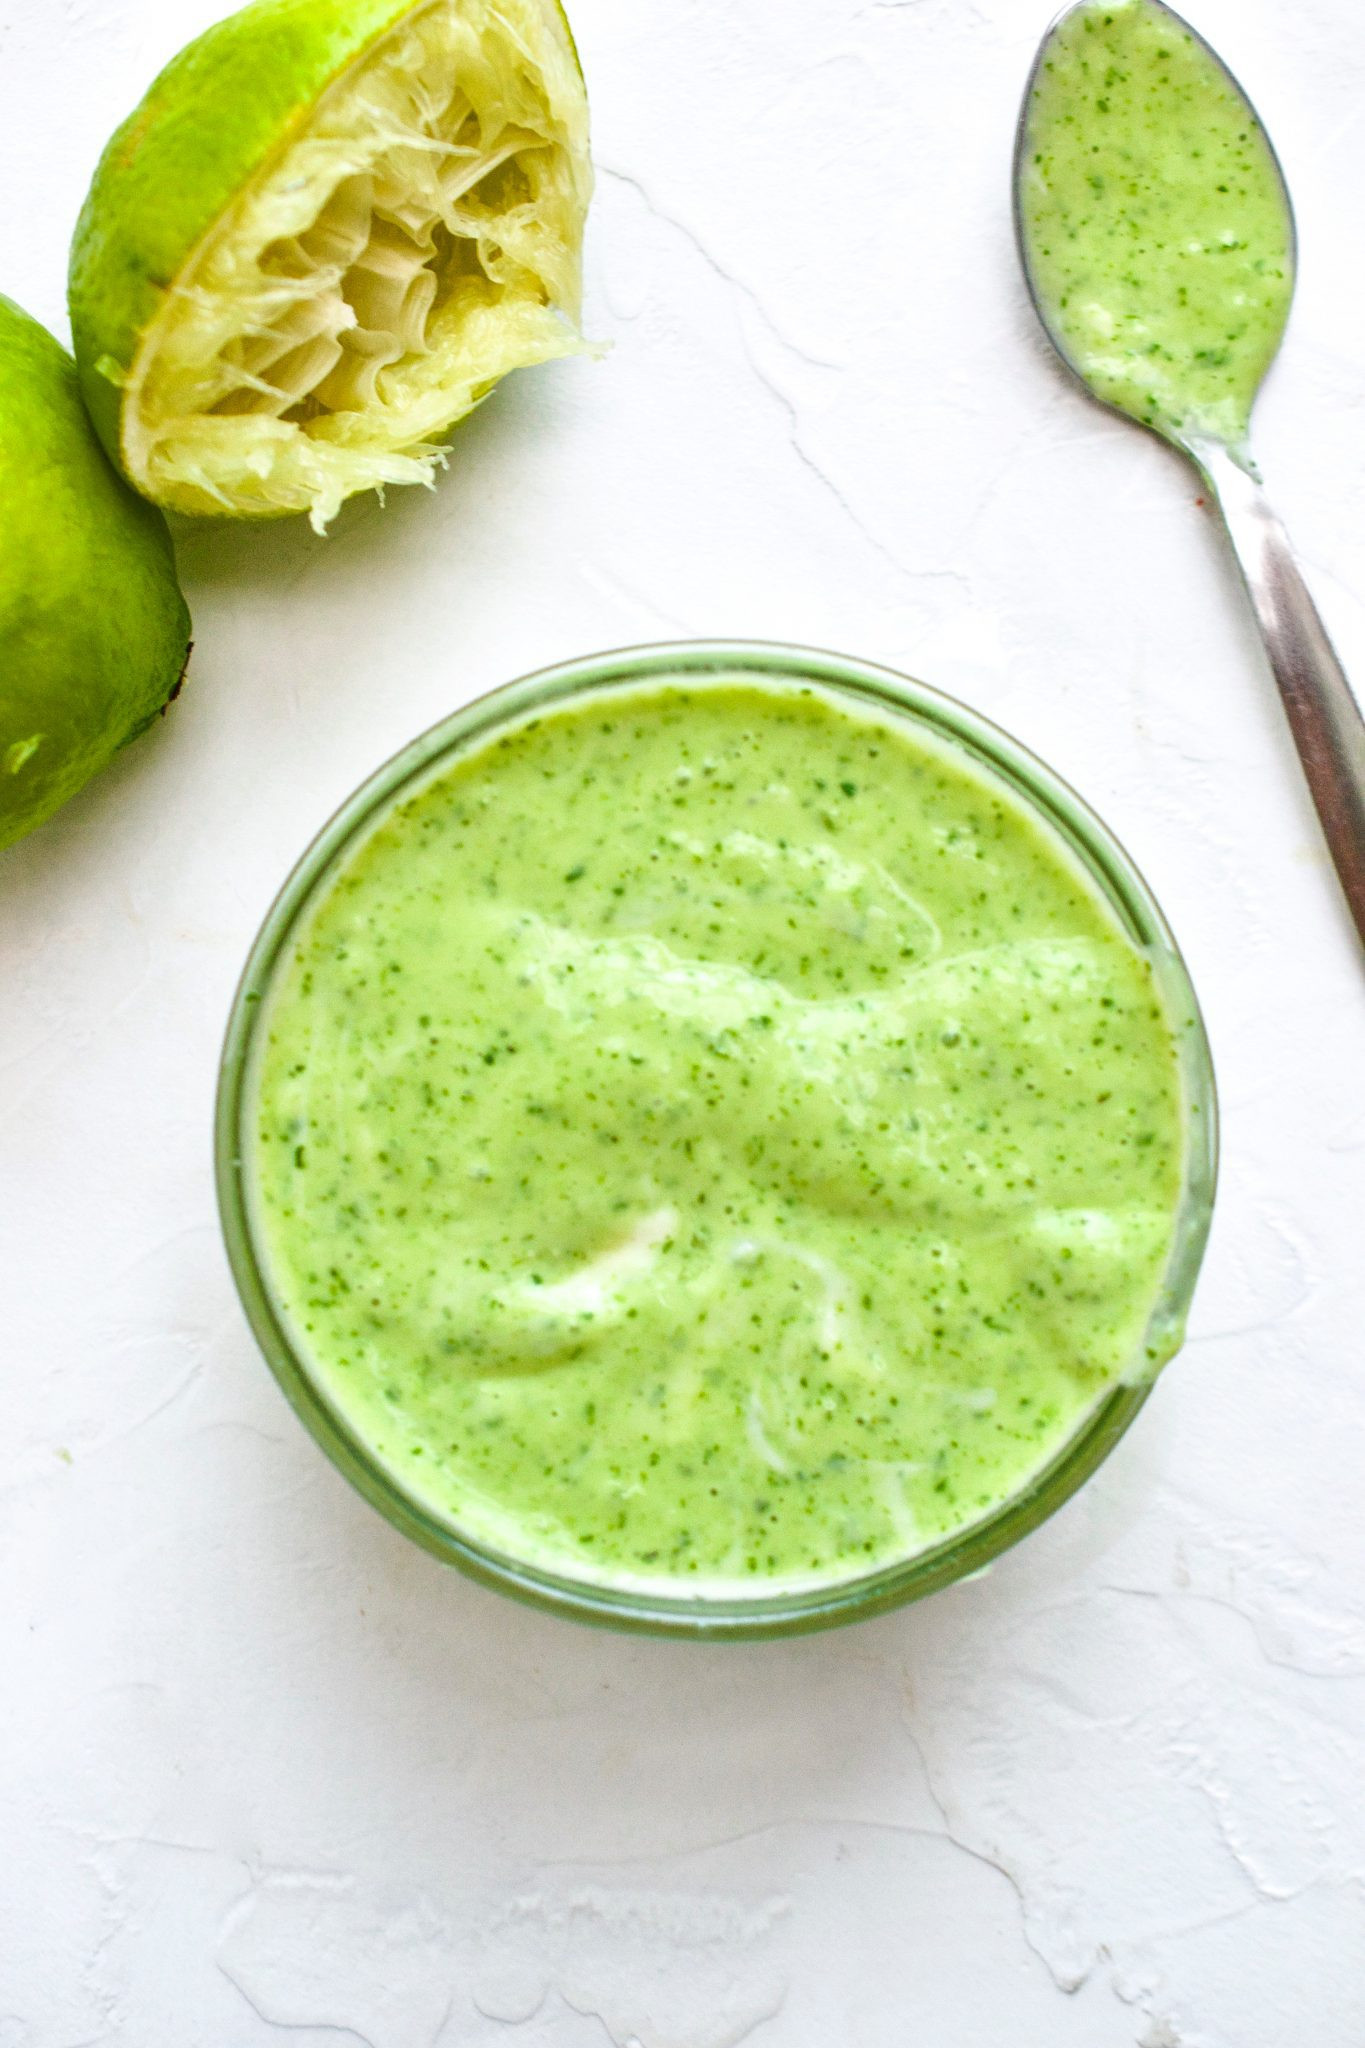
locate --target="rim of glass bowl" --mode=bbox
[216,640,1218,1641]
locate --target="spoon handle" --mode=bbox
[1193,437,1365,946]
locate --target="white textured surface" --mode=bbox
[4,0,1365,2039]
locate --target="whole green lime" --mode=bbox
[0,295,191,854]
[69,0,592,533]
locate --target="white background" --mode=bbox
[4,0,1365,2040]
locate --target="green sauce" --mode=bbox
[249,679,1189,1593]
[1019,0,1293,443]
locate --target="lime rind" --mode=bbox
[99,0,591,530]
[0,294,190,852]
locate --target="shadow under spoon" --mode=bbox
[1015,0,1365,948]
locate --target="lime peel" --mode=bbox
[71,0,592,530]
[5,736,43,774]
[0,294,191,852]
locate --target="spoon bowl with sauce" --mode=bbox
[1015,0,1365,944]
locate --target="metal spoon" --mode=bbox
[1014,0,1365,946]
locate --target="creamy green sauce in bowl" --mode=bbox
[222,648,1215,1632]
[1018,0,1294,444]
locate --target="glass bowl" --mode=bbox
[216,641,1218,1638]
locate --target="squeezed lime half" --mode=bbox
[69,0,592,532]
[0,295,191,854]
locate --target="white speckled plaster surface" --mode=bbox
[3,0,1365,2040]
